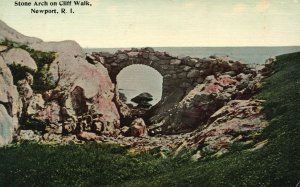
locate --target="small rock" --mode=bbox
[184,66,192,71]
[127,51,139,57]
[19,130,40,142]
[143,47,155,53]
[92,121,103,133]
[131,92,153,103]
[117,53,128,61]
[196,77,204,84]
[187,69,201,78]
[130,118,147,137]
[77,131,101,141]
[86,54,96,64]
[170,59,181,65]
[191,151,202,161]
[149,54,160,61]
[120,126,130,136]
[27,94,45,115]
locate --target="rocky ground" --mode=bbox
[0,19,274,158]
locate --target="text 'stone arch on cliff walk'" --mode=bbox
[0,1,300,48]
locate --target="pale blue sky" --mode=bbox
[0,0,299,47]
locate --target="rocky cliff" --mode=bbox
[0,20,119,145]
[0,20,274,157]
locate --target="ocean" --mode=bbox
[84,46,300,105]
[84,46,300,64]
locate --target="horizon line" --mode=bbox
[83,45,300,49]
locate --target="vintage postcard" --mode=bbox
[0,0,299,186]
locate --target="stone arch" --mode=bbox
[90,48,206,115]
[100,56,189,105]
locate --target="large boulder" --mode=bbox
[2,48,37,71]
[0,105,14,146]
[186,99,267,154]
[0,19,120,136]
[0,56,22,145]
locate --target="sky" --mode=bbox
[0,0,299,48]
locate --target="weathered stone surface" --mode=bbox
[33,101,60,124]
[0,105,13,146]
[127,51,139,57]
[149,62,265,134]
[18,130,41,142]
[0,56,22,145]
[130,118,147,137]
[27,94,45,115]
[0,45,7,52]
[117,53,128,61]
[17,79,33,101]
[0,20,273,150]
[44,52,120,132]
[170,59,181,65]
[120,126,130,135]
[77,131,102,141]
[30,40,84,57]
[186,99,267,153]
[3,48,37,71]
[187,69,201,78]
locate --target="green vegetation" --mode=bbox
[0,52,300,187]
[7,63,34,84]
[0,39,56,92]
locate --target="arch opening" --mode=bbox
[116,64,163,108]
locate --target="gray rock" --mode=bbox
[127,51,139,57]
[178,72,187,78]
[3,48,37,71]
[0,45,7,52]
[195,63,202,68]
[130,118,147,137]
[143,47,155,53]
[18,130,40,142]
[0,104,13,146]
[17,79,33,101]
[117,53,128,61]
[27,94,45,115]
[180,82,191,88]
[187,69,201,78]
[131,92,153,103]
[0,56,22,142]
[170,59,181,65]
[149,54,160,61]
[184,66,192,71]
[196,77,204,83]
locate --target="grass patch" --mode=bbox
[0,52,299,187]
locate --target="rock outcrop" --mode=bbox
[0,55,22,146]
[0,19,274,158]
[185,99,267,159]
[0,20,119,145]
[148,57,266,134]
